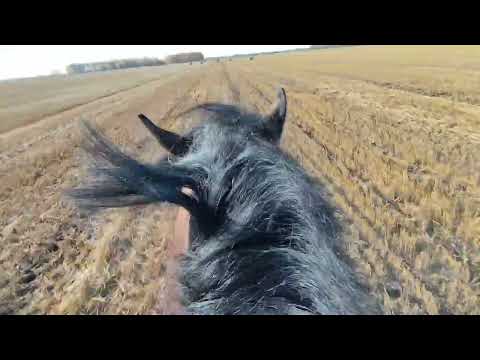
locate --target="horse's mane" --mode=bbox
[69,99,380,315]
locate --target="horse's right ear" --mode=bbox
[264,88,287,144]
[138,114,191,156]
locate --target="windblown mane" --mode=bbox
[69,89,380,315]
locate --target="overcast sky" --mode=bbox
[0,45,309,80]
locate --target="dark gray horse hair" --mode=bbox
[69,88,380,315]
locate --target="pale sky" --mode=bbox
[0,45,309,80]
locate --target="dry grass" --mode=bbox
[1,45,480,314]
[0,64,190,135]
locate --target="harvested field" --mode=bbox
[1,46,480,314]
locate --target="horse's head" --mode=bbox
[68,88,288,314]
[137,88,288,242]
[69,87,380,315]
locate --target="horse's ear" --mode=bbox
[138,114,191,156]
[264,88,287,144]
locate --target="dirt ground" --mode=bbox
[1,46,480,314]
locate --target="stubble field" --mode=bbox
[1,45,480,314]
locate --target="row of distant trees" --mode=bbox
[65,48,359,75]
[165,52,204,64]
[66,52,205,75]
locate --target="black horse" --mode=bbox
[69,88,380,315]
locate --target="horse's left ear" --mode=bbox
[264,88,287,144]
[138,114,191,156]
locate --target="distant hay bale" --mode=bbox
[66,57,165,75]
[165,52,204,64]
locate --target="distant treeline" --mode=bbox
[165,52,204,64]
[66,52,205,75]
[66,58,165,74]
[65,47,360,75]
